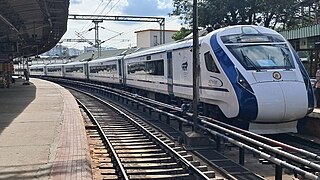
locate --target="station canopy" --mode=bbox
[0,0,69,58]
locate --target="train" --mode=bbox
[29,25,314,134]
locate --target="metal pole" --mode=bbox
[239,147,245,165]
[163,21,165,44]
[192,0,200,131]
[159,22,162,45]
[92,20,103,58]
[275,154,283,180]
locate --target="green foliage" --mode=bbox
[172,27,192,41]
[171,0,311,30]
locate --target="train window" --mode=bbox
[65,66,83,73]
[221,34,285,43]
[48,67,61,72]
[204,52,220,73]
[128,60,164,76]
[30,68,43,72]
[90,64,117,74]
[227,44,295,70]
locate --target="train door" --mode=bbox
[167,51,173,95]
[118,59,122,84]
[200,43,225,97]
[84,63,89,80]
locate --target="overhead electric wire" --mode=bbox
[106,0,122,14]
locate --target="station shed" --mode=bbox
[280,24,320,77]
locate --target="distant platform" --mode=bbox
[298,108,320,138]
[0,78,92,179]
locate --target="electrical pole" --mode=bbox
[192,0,200,132]
[92,20,103,58]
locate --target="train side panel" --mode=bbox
[124,52,169,94]
[199,40,239,118]
[171,47,193,99]
[64,62,87,80]
[46,64,64,77]
[88,58,122,84]
[29,65,46,76]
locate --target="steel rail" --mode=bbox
[201,123,320,180]
[199,120,320,177]
[83,78,320,162]
[199,117,320,161]
[76,99,129,180]
[48,78,320,178]
[70,86,210,180]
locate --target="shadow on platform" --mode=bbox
[0,79,36,135]
[0,158,91,179]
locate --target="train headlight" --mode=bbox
[236,69,254,94]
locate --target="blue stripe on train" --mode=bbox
[210,34,258,121]
[290,45,314,112]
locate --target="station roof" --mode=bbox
[0,0,69,58]
[280,24,320,40]
[73,48,139,62]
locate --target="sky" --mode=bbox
[62,0,182,50]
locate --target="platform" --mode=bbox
[0,78,92,179]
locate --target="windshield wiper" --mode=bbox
[240,50,261,71]
[280,48,293,70]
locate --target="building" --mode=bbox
[135,29,178,48]
[42,45,82,57]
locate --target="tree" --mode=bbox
[172,27,192,41]
[171,0,303,30]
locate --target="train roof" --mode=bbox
[212,25,282,38]
[63,61,86,66]
[124,38,203,59]
[88,56,123,64]
[29,64,46,68]
[46,63,64,67]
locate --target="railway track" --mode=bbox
[264,133,320,170]
[45,77,320,179]
[70,89,217,180]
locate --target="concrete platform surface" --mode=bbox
[0,78,92,179]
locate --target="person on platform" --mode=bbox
[24,69,29,82]
[315,63,320,107]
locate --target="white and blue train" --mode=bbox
[30,25,314,134]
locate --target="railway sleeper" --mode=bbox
[195,165,208,171]
[120,157,174,163]
[93,153,109,158]
[99,169,116,175]
[116,148,163,154]
[108,136,148,140]
[176,151,188,157]
[105,133,145,138]
[111,141,154,146]
[93,149,108,154]
[113,145,158,149]
[122,162,181,169]
[105,129,141,133]
[100,174,118,180]
[128,173,192,180]
[126,167,186,175]
[182,154,193,161]
[204,171,216,178]
[98,163,114,169]
[117,152,168,158]
[190,161,201,166]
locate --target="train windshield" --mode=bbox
[226,44,295,70]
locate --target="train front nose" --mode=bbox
[251,81,308,123]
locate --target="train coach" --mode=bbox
[64,61,87,79]
[88,56,123,84]
[29,25,314,134]
[46,64,64,77]
[29,64,46,76]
